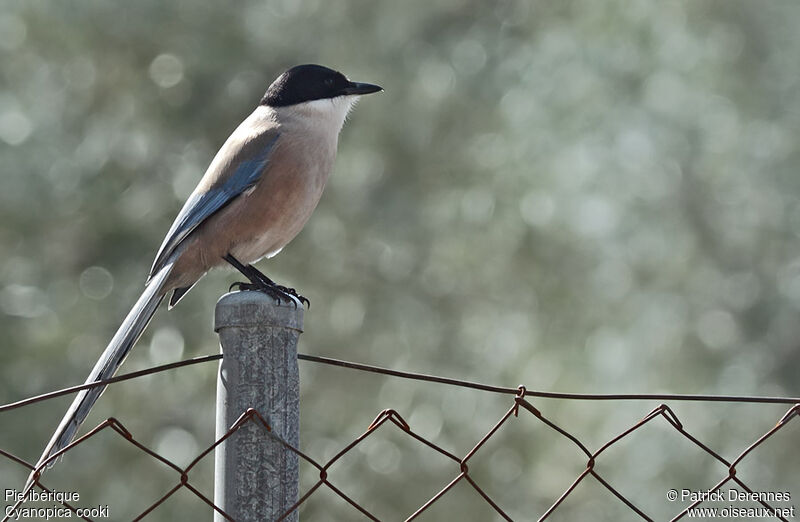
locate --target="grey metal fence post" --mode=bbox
[213,290,303,522]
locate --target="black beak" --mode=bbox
[341,81,383,96]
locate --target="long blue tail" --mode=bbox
[32,261,175,477]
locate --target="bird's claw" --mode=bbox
[229,281,255,292]
[274,285,310,308]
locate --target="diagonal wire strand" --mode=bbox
[0,354,222,413]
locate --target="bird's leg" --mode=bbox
[224,254,275,287]
[223,254,309,307]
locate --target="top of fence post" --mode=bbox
[214,290,304,333]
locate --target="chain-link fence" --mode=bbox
[1,351,797,521]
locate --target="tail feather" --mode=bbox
[33,261,175,474]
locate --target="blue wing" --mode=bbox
[149,132,280,278]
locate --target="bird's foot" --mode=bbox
[229,280,308,308]
[224,254,308,307]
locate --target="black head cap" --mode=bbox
[260,64,382,107]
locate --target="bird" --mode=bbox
[31,64,382,478]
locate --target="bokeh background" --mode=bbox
[1,0,799,520]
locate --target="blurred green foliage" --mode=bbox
[1,0,799,520]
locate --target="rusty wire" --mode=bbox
[0,353,798,521]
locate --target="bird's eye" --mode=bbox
[324,78,335,87]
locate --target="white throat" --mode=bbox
[289,95,359,135]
